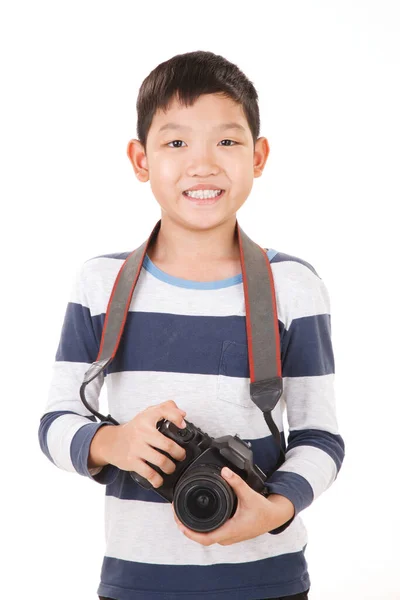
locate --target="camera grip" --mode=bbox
[128,420,171,489]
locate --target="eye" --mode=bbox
[167,140,187,148]
[219,139,238,146]
[166,139,238,148]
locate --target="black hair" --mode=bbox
[136,50,260,153]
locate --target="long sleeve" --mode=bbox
[266,263,345,534]
[38,260,120,485]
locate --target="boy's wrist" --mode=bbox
[266,494,295,530]
[88,424,117,468]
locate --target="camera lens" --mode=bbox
[173,465,237,533]
[186,487,218,520]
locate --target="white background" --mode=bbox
[1,1,399,598]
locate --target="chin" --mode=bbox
[178,211,235,232]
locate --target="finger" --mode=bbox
[178,526,218,546]
[151,430,187,462]
[134,459,164,488]
[173,513,182,529]
[161,399,186,415]
[177,516,236,546]
[160,400,187,420]
[171,505,187,530]
[155,404,187,430]
[218,537,239,546]
[173,507,239,546]
[143,444,177,475]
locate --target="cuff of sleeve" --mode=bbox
[265,471,314,534]
[71,421,120,485]
[89,466,103,476]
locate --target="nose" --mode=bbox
[186,144,221,178]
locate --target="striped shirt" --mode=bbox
[38,244,345,600]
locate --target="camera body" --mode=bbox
[129,419,269,533]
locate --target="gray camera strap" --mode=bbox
[80,219,285,470]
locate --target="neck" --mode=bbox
[148,213,240,264]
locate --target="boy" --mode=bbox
[38,50,345,599]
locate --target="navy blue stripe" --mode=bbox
[265,470,314,518]
[38,410,96,464]
[70,422,120,484]
[281,313,334,376]
[270,251,320,277]
[98,552,310,600]
[105,433,287,500]
[55,302,101,363]
[288,428,345,473]
[56,307,331,379]
[56,306,282,375]
[265,428,346,531]
[107,313,250,376]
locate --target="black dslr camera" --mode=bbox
[129,418,269,533]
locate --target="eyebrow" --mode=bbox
[157,122,247,134]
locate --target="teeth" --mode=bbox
[185,189,222,199]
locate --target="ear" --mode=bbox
[253,136,270,178]
[126,139,149,183]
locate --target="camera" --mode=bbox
[129,418,269,533]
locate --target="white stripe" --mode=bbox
[69,259,115,309]
[105,370,284,440]
[71,256,327,329]
[46,413,92,472]
[43,362,104,473]
[270,260,330,329]
[104,496,308,565]
[279,445,338,498]
[283,374,339,434]
[44,362,284,442]
[42,361,103,416]
[73,257,250,318]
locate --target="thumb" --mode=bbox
[221,467,248,496]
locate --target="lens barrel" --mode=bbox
[173,465,236,533]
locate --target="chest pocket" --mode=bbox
[216,340,256,409]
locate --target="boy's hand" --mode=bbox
[171,467,295,546]
[89,400,187,487]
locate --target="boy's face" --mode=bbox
[127,93,269,231]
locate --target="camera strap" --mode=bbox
[80,219,285,470]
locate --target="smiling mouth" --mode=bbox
[183,190,225,203]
